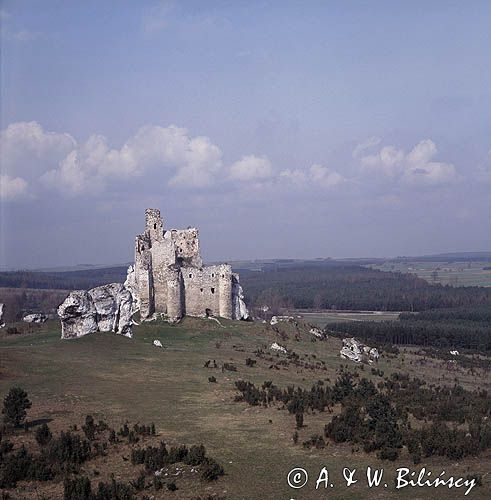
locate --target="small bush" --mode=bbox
[200,457,224,481]
[185,444,206,466]
[63,476,92,500]
[35,423,53,447]
[295,412,304,429]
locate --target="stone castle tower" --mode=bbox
[125,209,248,322]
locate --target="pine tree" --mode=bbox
[2,387,32,427]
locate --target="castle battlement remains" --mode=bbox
[126,209,249,322]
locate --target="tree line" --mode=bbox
[240,263,491,312]
[328,306,491,351]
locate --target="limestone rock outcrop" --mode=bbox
[232,275,249,321]
[340,337,379,364]
[58,283,133,339]
[309,326,326,339]
[23,313,48,323]
[270,342,288,354]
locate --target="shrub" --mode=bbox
[35,423,53,446]
[63,476,92,500]
[185,444,206,466]
[295,412,304,429]
[200,457,224,481]
[45,431,91,469]
[377,447,399,461]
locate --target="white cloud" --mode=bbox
[229,155,273,181]
[280,164,344,188]
[357,139,459,186]
[360,145,405,177]
[1,121,76,179]
[0,175,28,201]
[41,124,223,194]
[309,164,345,187]
[129,126,222,187]
[352,136,381,158]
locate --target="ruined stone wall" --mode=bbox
[166,266,183,322]
[134,234,153,318]
[149,238,176,313]
[181,265,222,317]
[145,208,164,241]
[169,229,202,267]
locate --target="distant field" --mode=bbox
[369,260,491,287]
[1,317,490,499]
[290,310,401,327]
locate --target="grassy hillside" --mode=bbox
[1,318,490,499]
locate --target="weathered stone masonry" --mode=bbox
[126,209,248,322]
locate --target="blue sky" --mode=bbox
[1,1,491,268]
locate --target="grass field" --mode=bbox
[1,318,490,499]
[369,261,491,287]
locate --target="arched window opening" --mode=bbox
[211,287,215,294]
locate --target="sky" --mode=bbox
[1,1,491,269]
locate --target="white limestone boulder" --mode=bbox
[124,264,140,312]
[23,313,48,324]
[310,326,326,339]
[58,283,134,339]
[89,283,133,336]
[58,290,98,339]
[340,337,379,364]
[270,342,288,354]
[369,347,380,360]
[153,340,163,348]
[0,303,4,328]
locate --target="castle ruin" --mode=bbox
[126,209,249,322]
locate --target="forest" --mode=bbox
[240,263,491,311]
[328,306,491,352]
[0,267,128,291]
